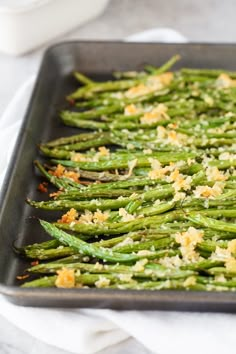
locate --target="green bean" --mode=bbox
[40,220,177,263]
[187,213,236,233]
[20,56,236,292]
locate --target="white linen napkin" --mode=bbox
[1,29,236,354]
[125,28,187,43]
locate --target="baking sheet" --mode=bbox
[0,41,236,310]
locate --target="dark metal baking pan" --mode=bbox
[1,41,236,311]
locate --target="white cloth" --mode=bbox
[0,75,36,187]
[1,29,235,354]
[125,28,187,43]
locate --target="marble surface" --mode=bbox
[0,0,235,353]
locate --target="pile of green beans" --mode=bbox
[18,56,236,291]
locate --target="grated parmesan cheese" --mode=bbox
[214,274,227,283]
[203,94,214,106]
[147,72,173,88]
[157,126,167,139]
[79,210,94,224]
[97,146,110,156]
[140,104,169,125]
[159,255,183,268]
[148,157,168,180]
[156,126,186,146]
[225,258,236,273]
[143,149,153,154]
[215,73,236,88]
[175,227,203,263]
[127,143,135,150]
[175,227,204,247]
[132,258,148,272]
[124,104,139,115]
[50,164,65,177]
[166,168,192,192]
[227,240,236,255]
[183,276,196,287]
[125,84,151,98]
[121,158,138,179]
[193,182,225,199]
[211,246,231,261]
[93,210,109,224]
[95,276,111,288]
[118,273,133,282]
[114,237,134,248]
[173,191,186,201]
[173,175,192,192]
[205,166,227,182]
[219,152,236,160]
[118,208,135,222]
[187,158,195,166]
[125,72,173,99]
[76,209,109,225]
[153,199,161,206]
[92,146,110,162]
[94,262,104,271]
[136,250,153,256]
[71,152,89,162]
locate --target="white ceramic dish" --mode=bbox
[0,0,109,55]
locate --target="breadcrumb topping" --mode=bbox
[38,182,48,193]
[50,164,80,182]
[193,182,225,198]
[124,104,139,115]
[147,72,173,88]
[93,210,110,224]
[148,158,167,179]
[58,208,78,224]
[216,73,236,88]
[157,126,167,139]
[125,72,173,99]
[175,227,203,263]
[140,104,169,125]
[205,166,227,182]
[55,268,75,288]
[58,208,109,225]
[63,171,80,183]
[156,126,186,146]
[125,84,151,98]
[50,164,65,177]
